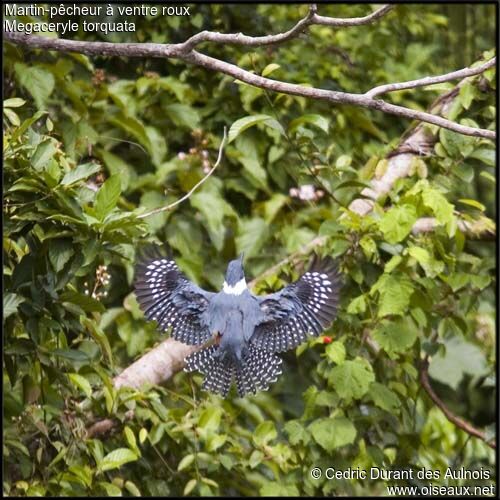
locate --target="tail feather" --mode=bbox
[244,348,282,393]
[184,346,234,398]
[184,346,282,397]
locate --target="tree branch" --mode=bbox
[412,216,496,239]
[4,7,495,140]
[365,58,496,98]
[137,127,227,219]
[180,4,394,50]
[349,69,494,217]
[420,357,496,449]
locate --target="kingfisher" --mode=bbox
[134,248,340,397]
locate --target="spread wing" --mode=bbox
[251,256,340,352]
[134,247,215,346]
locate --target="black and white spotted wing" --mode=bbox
[251,256,340,352]
[134,247,215,346]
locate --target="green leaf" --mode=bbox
[309,417,356,451]
[439,128,476,159]
[94,175,121,221]
[183,479,197,496]
[125,480,141,497]
[139,428,148,444]
[470,147,495,166]
[372,318,418,357]
[260,483,300,496]
[48,240,74,272]
[262,193,288,224]
[165,103,200,129]
[31,139,57,171]
[177,454,195,471]
[236,217,269,259]
[369,382,401,413]
[325,341,346,365]
[14,63,55,108]
[261,63,281,77]
[370,272,414,317]
[384,255,403,273]
[458,82,477,110]
[12,110,46,142]
[283,420,310,446]
[407,246,444,278]
[228,114,284,143]
[68,373,92,398]
[198,407,222,431]
[347,294,366,315]
[330,357,375,402]
[124,426,139,454]
[253,421,277,446]
[61,162,101,186]
[4,108,20,126]
[4,97,26,108]
[3,293,24,320]
[60,291,105,313]
[206,434,227,452]
[98,482,122,496]
[289,114,329,134]
[99,448,138,472]
[429,336,489,390]
[379,204,417,244]
[81,317,114,367]
[51,349,90,363]
[190,188,236,251]
[421,184,455,236]
[458,198,486,211]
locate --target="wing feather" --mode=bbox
[134,247,214,346]
[252,256,341,352]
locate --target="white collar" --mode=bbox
[222,278,247,295]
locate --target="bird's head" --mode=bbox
[224,253,245,287]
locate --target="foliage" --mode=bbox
[3,4,496,497]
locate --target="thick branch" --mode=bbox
[113,338,197,390]
[184,50,495,139]
[137,127,227,219]
[3,28,495,139]
[420,358,496,449]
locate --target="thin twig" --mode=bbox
[137,127,228,219]
[420,357,496,449]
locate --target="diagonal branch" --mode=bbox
[183,49,496,139]
[420,357,496,449]
[137,127,228,219]
[365,58,496,98]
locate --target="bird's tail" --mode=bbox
[184,345,282,397]
[235,346,283,397]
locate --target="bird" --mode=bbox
[134,247,341,398]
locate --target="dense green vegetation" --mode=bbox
[3,4,496,496]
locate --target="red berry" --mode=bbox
[323,336,333,344]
